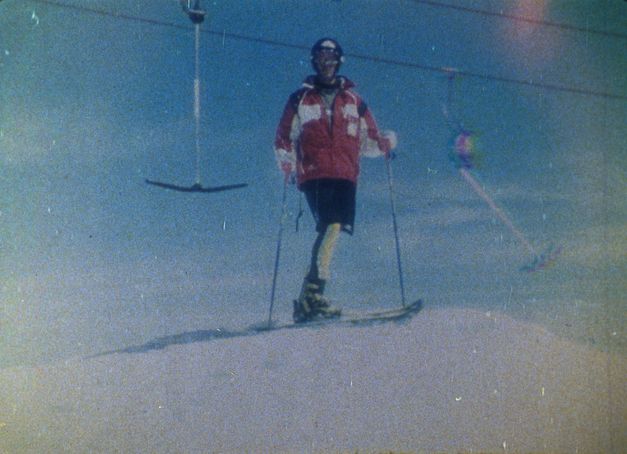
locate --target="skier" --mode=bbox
[274,38,397,323]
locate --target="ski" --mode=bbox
[254,299,423,333]
[339,298,423,322]
[91,300,424,357]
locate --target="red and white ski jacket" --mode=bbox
[274,76,395,187]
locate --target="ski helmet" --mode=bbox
[310,38,344,72]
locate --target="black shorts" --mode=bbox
[301,178,356,234]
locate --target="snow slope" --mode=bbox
[1,307,624,453]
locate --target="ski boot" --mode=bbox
[309,293,342,319]
[293,278,341,323]
[292,298,312,324]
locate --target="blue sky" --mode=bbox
[1,0,625,366]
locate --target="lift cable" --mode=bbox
[28,0,627,101]
[409,0,627,40]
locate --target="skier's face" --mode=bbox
[313,49,340,83]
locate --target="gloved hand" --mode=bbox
[275,147,296,182]
[280,161,295,183]
[382,130,398,160]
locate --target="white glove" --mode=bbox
[382,130,398,150]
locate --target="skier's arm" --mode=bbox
[358,103,397,159]
[274,95,300,177]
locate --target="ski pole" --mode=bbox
[459,168,538,257]
[193,21,202,185]
[267,175,290,326]
[385,156,407,307]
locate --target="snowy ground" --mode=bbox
[1,306,624,453]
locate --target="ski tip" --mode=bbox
[399,298,424,317]
[401,299,423,311]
